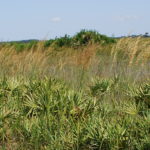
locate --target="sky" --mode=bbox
[0,0,150,41]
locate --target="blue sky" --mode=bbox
[0,0,149,41]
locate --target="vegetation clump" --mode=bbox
[2,30,114,51]
[0,77,150,150]
[3,40,38,52]
[134,83,150,108]
[0,30,150,150]
[72,29,115,47]
[44,30,116,48]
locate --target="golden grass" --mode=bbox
[0,37,149,83]
[111,37,150,65]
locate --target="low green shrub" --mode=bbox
[72,29,116,47]
[54,35,72,47]
[90,79,111,97]
[15,43,26,52]
[0,77,149,149]
[44,39,55,47]
[26,40,38,49]
[44,30,116,48]
[134,83,150,108]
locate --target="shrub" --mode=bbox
[15,43,26,52]
[72,29,116,47]
[134,83,150,108]
[0,77,150,149]
[44,30,116,48]
[44,39,55,47]
[27,40,38,49]
[90,79,111,97]
[54,34,72,47]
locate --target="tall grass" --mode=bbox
[0,34,150,149]
[0,37,150,82]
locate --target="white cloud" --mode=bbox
[51,17,61,22]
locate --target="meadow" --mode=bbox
[0,30,150,150]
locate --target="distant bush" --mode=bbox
[72,29,116,47]
[44,39,55,47]
[2,30,116,51]
[14,43,26,52]
[44,30,116,48]
[11,40,38,52]
[3,30,116,51]
[54,34,72,47]
[26,40,38,49]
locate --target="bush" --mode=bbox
[72,30,116,47]
[134,83,150,108]
[27,40,38,49]
[0,77,150,149]
[44,39,55,47]
[54,34,72,47]
[10,40,38,52]
[15,43,26,52]
[44,30,116,48]
[90,79,110,97]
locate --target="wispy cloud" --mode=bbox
[51,17,61,22]
[114,15,139,22]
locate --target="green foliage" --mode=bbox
[0,77,149,149]
[44,30,116,48]
[0,29,149,149]
[2,30,116,51]
[27,40,38,49]
[44,35,72,48]
[90,79,111,96]
[134,83,150,108]
[72,29,116,47]
[10,40,38,52]
[54,35,72,47]
[44,39,55,47]
[15,43,26,52]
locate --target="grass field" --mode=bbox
[0,31,150,150]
